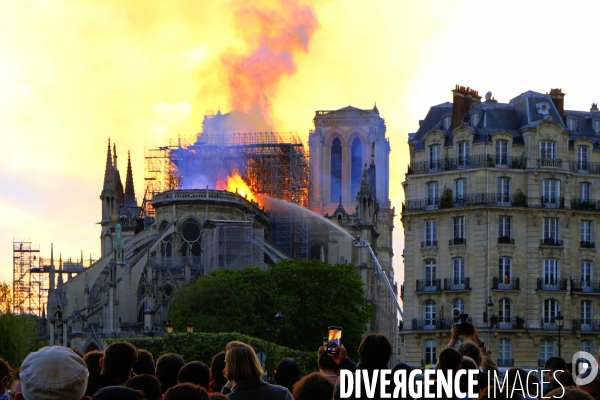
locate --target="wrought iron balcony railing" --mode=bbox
[497,358,514,367]
[537,158,563,168]
[412,318,451,330]
[537,278,567,291]
[540,317,566,330]
[540,238,563,246]
[444,277,470,291]
[541,196,564,209]
[571,199,599,211]
[400,284,404,299]
[569,160,600,174]
[421,240,438,248]
[492,277,520,290]
[416,279,442,292]
[408,155,528,175]
[497,236,515,245]
[491,315,525,329]
[449,238,467,246]
[580,241,596,249]
[571,279,600,293]
[573,318,600,331]
[406,193,528,211]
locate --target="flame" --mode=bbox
[217,172,257,203]
[221,0,319,124]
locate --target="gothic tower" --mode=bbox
[308,105,390,215]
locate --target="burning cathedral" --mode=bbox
[45,105,397,356]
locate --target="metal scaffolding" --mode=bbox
[143,129,310,259]
[202,219,265,273]
[13,240,44,315]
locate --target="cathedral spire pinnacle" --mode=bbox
[124,151,136,206]
[113,143,118,169]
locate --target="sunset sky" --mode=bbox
[2,0,600,289]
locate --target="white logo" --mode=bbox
[572,351,598,386]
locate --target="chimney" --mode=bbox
[548,88,565,122]
[591,103,598,112]
[452,85,481,130]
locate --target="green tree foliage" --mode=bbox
[0,313,40,367]
[0,281,11,314]
[169,260,374,357]
[114,332,317,377]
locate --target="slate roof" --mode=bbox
[409,90,600,150]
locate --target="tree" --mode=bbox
[168,260,374,356]
[0,281,11,314]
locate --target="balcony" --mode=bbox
[491,315,525,329]
[537,278,567,291]
[497,236,515,245]
[408,155,529,175]
[421,240,438,248]
[406,193,527,211]
[492,277,520,291]
[571,279,600,293]
[580,241,596,249]
[541,196,564,209]
[496,155,528,169]
[573,318,600,331]
[569,160,600,174]
[537,158,562,168]
[540,317,565,330]
[412,318,451,330]
[400,284,404,299]
[449,238,467,246]
[416,279,442,292]
[571,199,598,211]
[444,277,470,291]
[540,238,563,246]
[408,155,488,175]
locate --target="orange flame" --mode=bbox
[216,172,257,204]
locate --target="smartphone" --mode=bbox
[326,326,343,354]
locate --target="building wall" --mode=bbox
[402,118,600,369]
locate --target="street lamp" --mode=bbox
[266,311,284,382]
[187,321,194,334]
[165,321,173,334]
[556,311,564,358]
[486,296,494,328]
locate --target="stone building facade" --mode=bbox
[401,86,600,369]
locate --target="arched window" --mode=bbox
[543,299,560,327]
[351,138,362,197]
[161,234,172,257]
[181,221,202,258]
[423,300,436,329]
[451,298,465,315]
[331,138,342,202]
[498,298,512,327]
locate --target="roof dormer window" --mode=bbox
[567,117,577,131]
[443,117,451,130]
[470,113,480,127]
[593,119,600,134]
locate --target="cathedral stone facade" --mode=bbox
[46,106,397,358]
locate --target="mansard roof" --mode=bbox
[409,90,600,151]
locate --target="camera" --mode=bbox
[452,308,473,335]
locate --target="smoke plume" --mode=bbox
[221,0,319,124]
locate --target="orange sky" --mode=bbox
[2,0,600,288]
